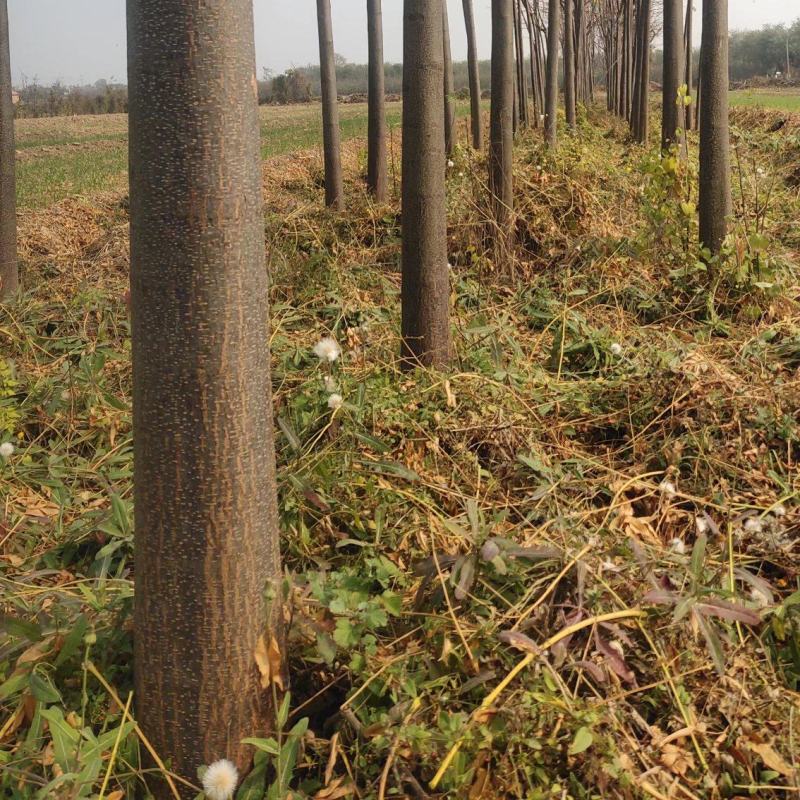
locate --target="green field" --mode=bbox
[730,88,800,111]
[16,100,475,209]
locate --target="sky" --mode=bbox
[8,0,799,87]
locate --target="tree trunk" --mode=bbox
[462,0,484,149]
[490,0,514,229]
[514,0,529,128]
[635,0,651,142]
[661,0,684,151]
[317,0,344,208]
[367,0,387,201]
[127,0,283,797]
[0,0,17,298]
[698,0,730,254]
[401,0,449,369]
[544,0,560,148]
[564,0,576,127]
[443,0,456,157]
[684,0,694,130]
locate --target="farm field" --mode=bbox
[2,99,800,799]
[730,88,800,111]
[15,100,477,209]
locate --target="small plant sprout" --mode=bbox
[313,336,341,363]
[658,479,677,498]
[327,393,343,411]
[202,759,238,800]
[670,538,686,555]
[610,342,623,357]
[0,441,14,459]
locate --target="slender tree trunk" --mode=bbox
[401,0,449,369]
[317,0,344,208]
[635,0,651,142]
[367,0,387,201]
[575,0,585,104]
[443,0,456,156]
[462,0,484,149]
[564,0,577,127]
[683,0,694,130]
[490,0,514,228]
[661,0,684,151]
[514,0,529,128]
[127,1,283,796]
[0,0,17,298]
[544,0,560,148]
[698,0,730,254]
[524,2,540,125]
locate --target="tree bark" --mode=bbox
[401,0,450,369]
[317,0,344,208]
[635,0,651,142]
[564,0,577,128]
[514,0,529,128]
[367,0,387,201]
[544,0,560,148]
[0,0,17,298]
[698,0,730,254]
[127,0,283,797]
[443,0,456,157]
[462,0,484,149]
[490,0,514,228]
[684,0,694,130]
[661,0,684,151]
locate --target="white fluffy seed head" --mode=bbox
[695,516,709,535]
[670,538,686,555]
[323,375,338,393]
[743,517,764,534]
[313,336,341,363]
[610,343,623,356]
[772,504,787,517]
[447,159,454,168]
[0,442,14,459]
[202,759,238,800]
[659,479,677,498]
[328,393,343,410]
[749,587,771,608]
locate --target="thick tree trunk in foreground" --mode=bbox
[317,0,344,208]
[0,0,17,298]
[443,0,456,157]
[698,0,731,254]
[462,0,484,149]
[661,0,684,151]
[401,0,449,369]
[544,0,560,148]
[127,1,283,796]
[367,0,387,201]
[490,0,514,228]
[564,0,576,128]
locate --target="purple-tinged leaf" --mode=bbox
[594,632,636,684]
[566,660,607,683]
[643,588,678,605]
[498,630,540,654]
[695,598,762,626]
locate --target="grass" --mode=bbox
[15,100,475,209]
[1,104,800,799]
[730,88,800,112]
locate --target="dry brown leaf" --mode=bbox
[314,776,355,799]
[254,634,285,691]
[747,739,795,778]
[324,731,340,787]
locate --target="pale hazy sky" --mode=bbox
[8,0,799,86]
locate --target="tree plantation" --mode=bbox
[1,1,799,799]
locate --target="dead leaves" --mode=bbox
[254,634,284,691]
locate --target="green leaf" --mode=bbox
[277,692,291,730]
[690,534,707,588]
[29,671,62,704]
[569,726,594,755]
[40,707,79,771]
[241,737,281,756]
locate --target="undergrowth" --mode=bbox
[1,106,799,799]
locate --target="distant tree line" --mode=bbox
[13,78,127,117]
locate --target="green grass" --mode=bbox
[16,100,474,209]
[730,89,800,111]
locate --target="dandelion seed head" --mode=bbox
[447,159,455,168]
[313,336,341,363]
[202,759,238,800]
[610,342,623,356]
[458,171,465,177]
[323,375,338,393]
[0,442,14,459]
[695,516,709,535]
[670,538,686,555]
[328,393,343,410]
[743,517,763,533]
[772,504,787,517]
[749,587,771,608]
[659,479,677,498]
